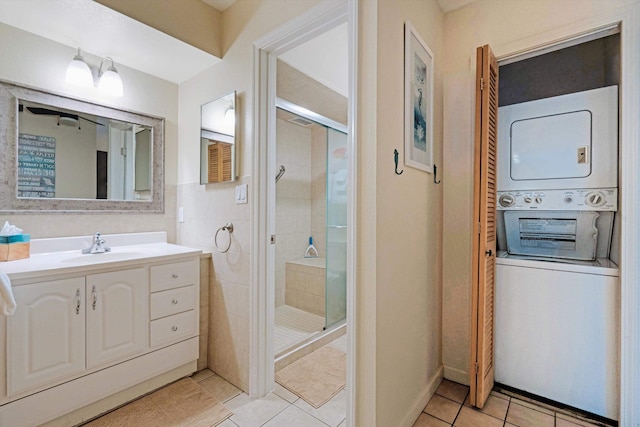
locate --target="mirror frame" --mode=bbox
[0,80,164,213]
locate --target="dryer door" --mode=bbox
[510,110,591,180]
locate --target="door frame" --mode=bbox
[483,4,640,423]
[250,0,357,425]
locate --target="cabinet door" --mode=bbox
[86,268,148,369]
[7,277,86,396]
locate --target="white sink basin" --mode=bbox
[61,251,147,264]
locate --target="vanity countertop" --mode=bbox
[0,232,201,282]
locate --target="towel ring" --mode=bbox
[214,222,234,253]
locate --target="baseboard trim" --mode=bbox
[399,365,444,427]
[444,365,469,386]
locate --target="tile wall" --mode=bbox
[177,178,251,392]
[275,117,312,307]
[198,254,211,371]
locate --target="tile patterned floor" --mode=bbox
[274,305,325,355]
[414,379,615,427]
[196,334,346,426]
[86,335,347,427]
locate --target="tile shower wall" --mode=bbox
[177,178,251,392]
[275,117,328,308]
[275,118,312,308]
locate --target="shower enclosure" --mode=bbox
[274,100,347,357]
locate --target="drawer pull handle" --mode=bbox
[172,299,179,304]
[172,326,178,332]
[92,285,97,310]
[172,273,179,279]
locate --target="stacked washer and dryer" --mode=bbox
[494,86,620,420]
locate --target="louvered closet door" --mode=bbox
[470,44,498,409]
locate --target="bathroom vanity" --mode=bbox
[0,232,201,426]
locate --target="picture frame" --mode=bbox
[404,21,434,173]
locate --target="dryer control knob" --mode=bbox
[535,197,542,204]
[499,194,515,207]
[586,191,606,207]
[564,196,573,203]
[524,196,532,203]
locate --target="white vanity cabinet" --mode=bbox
[0,236,201,427]
[7,268,149,396]
[149,260,198,349]
[86,268,148,369]
[7,277,86,396]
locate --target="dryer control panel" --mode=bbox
[497,188,618,211]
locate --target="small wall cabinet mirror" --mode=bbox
[200,92,236,184]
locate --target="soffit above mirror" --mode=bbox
[0,0,221,84]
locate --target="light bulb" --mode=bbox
[98,65,124,97]
[65,49,93,88]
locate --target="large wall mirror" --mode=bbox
[200,91,236,184]
[0,81,164,213]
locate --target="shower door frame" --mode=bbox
[251,1,357,426]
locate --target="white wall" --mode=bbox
[0,23,179,241]
[357,1,445,425]
[442,0,640,384]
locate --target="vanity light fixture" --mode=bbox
[97,57,124,97]
[65,48,124,97]
[65,48,93,88]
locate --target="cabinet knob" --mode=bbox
[172,326,178,332]
[172,273,179,279]
[172,299,178,305]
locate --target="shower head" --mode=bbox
[275,165,286,183]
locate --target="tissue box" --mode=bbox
[0,234,30,261]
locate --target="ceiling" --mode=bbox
[201,0,237,12]
[0,0,220,84]
[203,0,476,14]
[437,0,476,13]
[0,0,474,86]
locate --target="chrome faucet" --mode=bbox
[82,232,111,254]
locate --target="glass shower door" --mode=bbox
[325,128,348,328]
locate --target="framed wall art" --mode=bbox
[404,21,434,173]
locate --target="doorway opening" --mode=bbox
[251,2,355,424]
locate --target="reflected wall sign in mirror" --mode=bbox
[18,100,152,201]
[200,91,236,184]
[0,81,164,213]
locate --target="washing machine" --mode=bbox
[494,86,620,420]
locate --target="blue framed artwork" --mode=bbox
[404,21,434,173]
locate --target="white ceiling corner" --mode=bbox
[437,0,476,13]
[201,0,237,12]
[0,0,220,84]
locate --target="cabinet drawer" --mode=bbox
[150,310,197,348]
[150,285,196,320]
[150,259,197,292]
